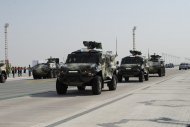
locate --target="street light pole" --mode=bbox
[4,23,9,69]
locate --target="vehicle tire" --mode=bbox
[144,73,149,81]
[117,74,122,82]
[158,69,162,77]
[33,74,37,79]
[125,77,129,82]
[0,74,6,83]
[77,86,86,91]
[49,71,53,78]
[139,71,144,82]
[108,75,117,91]
[56,79,68,95]
[92,76,102,95]
[179,68,181,70]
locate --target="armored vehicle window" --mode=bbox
[66,53,100,64]
[150,58,159,62]
[0,63,4,67]
[121,57,143,64]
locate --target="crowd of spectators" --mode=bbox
[7,65,32,78]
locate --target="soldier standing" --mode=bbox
[18,67,20,77]
[12,67,15,78]
[20,67,23,77]
[14,67,17,74]
[24,67,26,73]
[28,65,32,77]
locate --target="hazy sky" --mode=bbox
[0,0,190,66]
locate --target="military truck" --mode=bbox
[117,50,149,82]
[148,54,165,77]
[56,41,118,95]
[32,57,59,79]
[0,61,7,83]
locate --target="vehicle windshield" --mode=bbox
[66,53,100,64]
[0,63,5,67]
[121,57,143,64]
[180,63,187,65]
[150,58,158,62]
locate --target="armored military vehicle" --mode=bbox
[0,61,7,83]
[148,54,165,77]
[32,57,59,79]
[117,50,149,82]
[56,41,118,95]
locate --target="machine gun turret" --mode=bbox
[130,50,142,56]
[150,54,161,61]
[83,41,102,49]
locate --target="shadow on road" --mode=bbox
[30,89,111,98]
[118,79,146,84]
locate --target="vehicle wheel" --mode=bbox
[125,77,129,82]
[139,71,144,82]
[158,69,162,77]
[108,75,117,91]
[92,76,102,95]
[117,74,122,82]
[33,74,37,79]
[77,86,86,91]
[179,68,181,70]
[54,71,58,78]
[56,79,68,95]
[49,71,53,78]
[144,73,149,81]
[0,74,6,83]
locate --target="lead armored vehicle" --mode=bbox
[117,50,149,82]
[32,57,59,79]
[148,54,165,77]
[0,61,7,83]
[56,41,118,95]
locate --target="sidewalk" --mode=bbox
[52,71,190,127]
[7,73,33,81]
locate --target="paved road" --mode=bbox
[0,68,189,127]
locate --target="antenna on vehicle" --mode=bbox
[116,36,118,56]
[148,48,150,60]
[133,26,136,51]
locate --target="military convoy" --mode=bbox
[117,50,149,82]
[32,57,60,79]
[56,41,118,95]
[148,54,165,77]
[0,61,7,83]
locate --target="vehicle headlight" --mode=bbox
[81,69,94,76]
[125,67,131,70]
[80,68,88,73]
[60,67,68,75]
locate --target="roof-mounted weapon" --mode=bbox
[150,53,161,60]
[83,41,102,49]
[130,50,142,56]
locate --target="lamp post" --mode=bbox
[4,23,9,66]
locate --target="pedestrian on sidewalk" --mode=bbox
[23,67,26,73]
[14,67,17,74]
[28,65,32,77]
[18,67,20,77]
[11,66,15,78]
[20,67,23,77]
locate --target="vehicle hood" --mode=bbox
[62,63,98,71]
[120,64,140,68]
[32,64,49,72]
